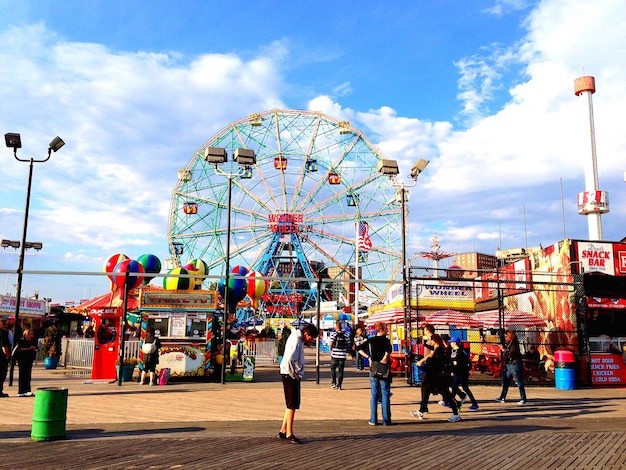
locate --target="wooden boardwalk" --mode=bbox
[2,355,626,469]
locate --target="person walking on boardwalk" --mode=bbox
[357,321,393,426]
[330,322,348,390]
[278,323,319,444]
[416,323,435,385]
[449,336,479,411]
[411,334,462,422]
[495,329,528,405]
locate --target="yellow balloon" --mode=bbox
[215,354,224,366]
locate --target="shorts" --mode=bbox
[281,374,301,410]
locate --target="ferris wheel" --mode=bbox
[167,109,402,311]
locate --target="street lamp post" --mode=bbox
[202,147,256,384]
[377,158,429,384]
[4,133,64,386]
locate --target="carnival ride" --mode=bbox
[167,109,402,318]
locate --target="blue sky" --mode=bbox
[0,0,625,304]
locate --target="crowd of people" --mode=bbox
[276,319,536,445]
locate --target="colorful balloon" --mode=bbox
[137,254,162,284]
[112,259,145,291]
[184,258,208,290]
[246,271,269,309]
[103,253,128,291]
[163,267,193,291]
[231,265,249,277]
[218,276,247,309]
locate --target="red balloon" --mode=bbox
[103,253,128,291]
[113,259,145,291]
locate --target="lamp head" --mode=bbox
[203,147,228,164]
[410,159,429,180]
[234,148,256,166]
[4,133,21,149]
[49,136,65,152]
[376,159,399,176]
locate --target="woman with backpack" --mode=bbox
[140,327,161,386]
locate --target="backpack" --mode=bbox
[334,332,347,351]
[142,341,157,354]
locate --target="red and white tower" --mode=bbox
[574,75,609,240]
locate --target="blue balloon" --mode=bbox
[218,276,247,308]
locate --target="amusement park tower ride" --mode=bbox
[574,75,609,241]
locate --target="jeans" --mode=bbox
[370,376,391,425]
[500,361,527,401]
[330,357,346,387]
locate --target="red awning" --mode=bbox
[66,289,140,315]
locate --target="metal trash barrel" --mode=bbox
[31,387,69,441]
[554,350,576,390]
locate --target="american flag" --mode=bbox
[358,221,372,251]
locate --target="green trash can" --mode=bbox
[31,387,69,441]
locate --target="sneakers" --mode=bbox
[286,435,301,444]
[437,400,446,406]
[448,414,462,423]
[410,410,424,419]
[469,404,479,411]
[494,397,505,403]
[337,385,342,391]
[277,431,287,439]
[368,421,377,426]
[518,400,528,405]
[17,393,26,397]
[0,392,9,398]
[331,384,336,389]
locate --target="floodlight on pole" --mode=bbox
[208,147,256,384]
[4,133,63,386]
[377,157,429,384]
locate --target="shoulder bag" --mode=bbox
[371,360,390,380]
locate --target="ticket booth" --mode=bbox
[91,307,122,380]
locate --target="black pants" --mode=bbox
[18,359,34,394]
[0,358,7,393]
[420,373,458,414]
[330,357,346,387]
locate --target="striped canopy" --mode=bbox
[420,309,480,328]
[474,309,547,328]
[365,308,416,325]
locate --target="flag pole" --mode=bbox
[355,221,360,328]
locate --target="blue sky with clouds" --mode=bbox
[0,0,625,303]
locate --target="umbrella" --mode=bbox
[420,309,480,328]
[475,309,547,328]
[291,318,311,328]
[365,308,416,326]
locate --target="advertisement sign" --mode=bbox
[590,354,626,386]
[140,289,217,310]
[576,241,616,275]
[0,295,46,316]
[409,279,474,309]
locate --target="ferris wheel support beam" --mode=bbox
[378,158,429,385]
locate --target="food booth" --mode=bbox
[138,288,219,379]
